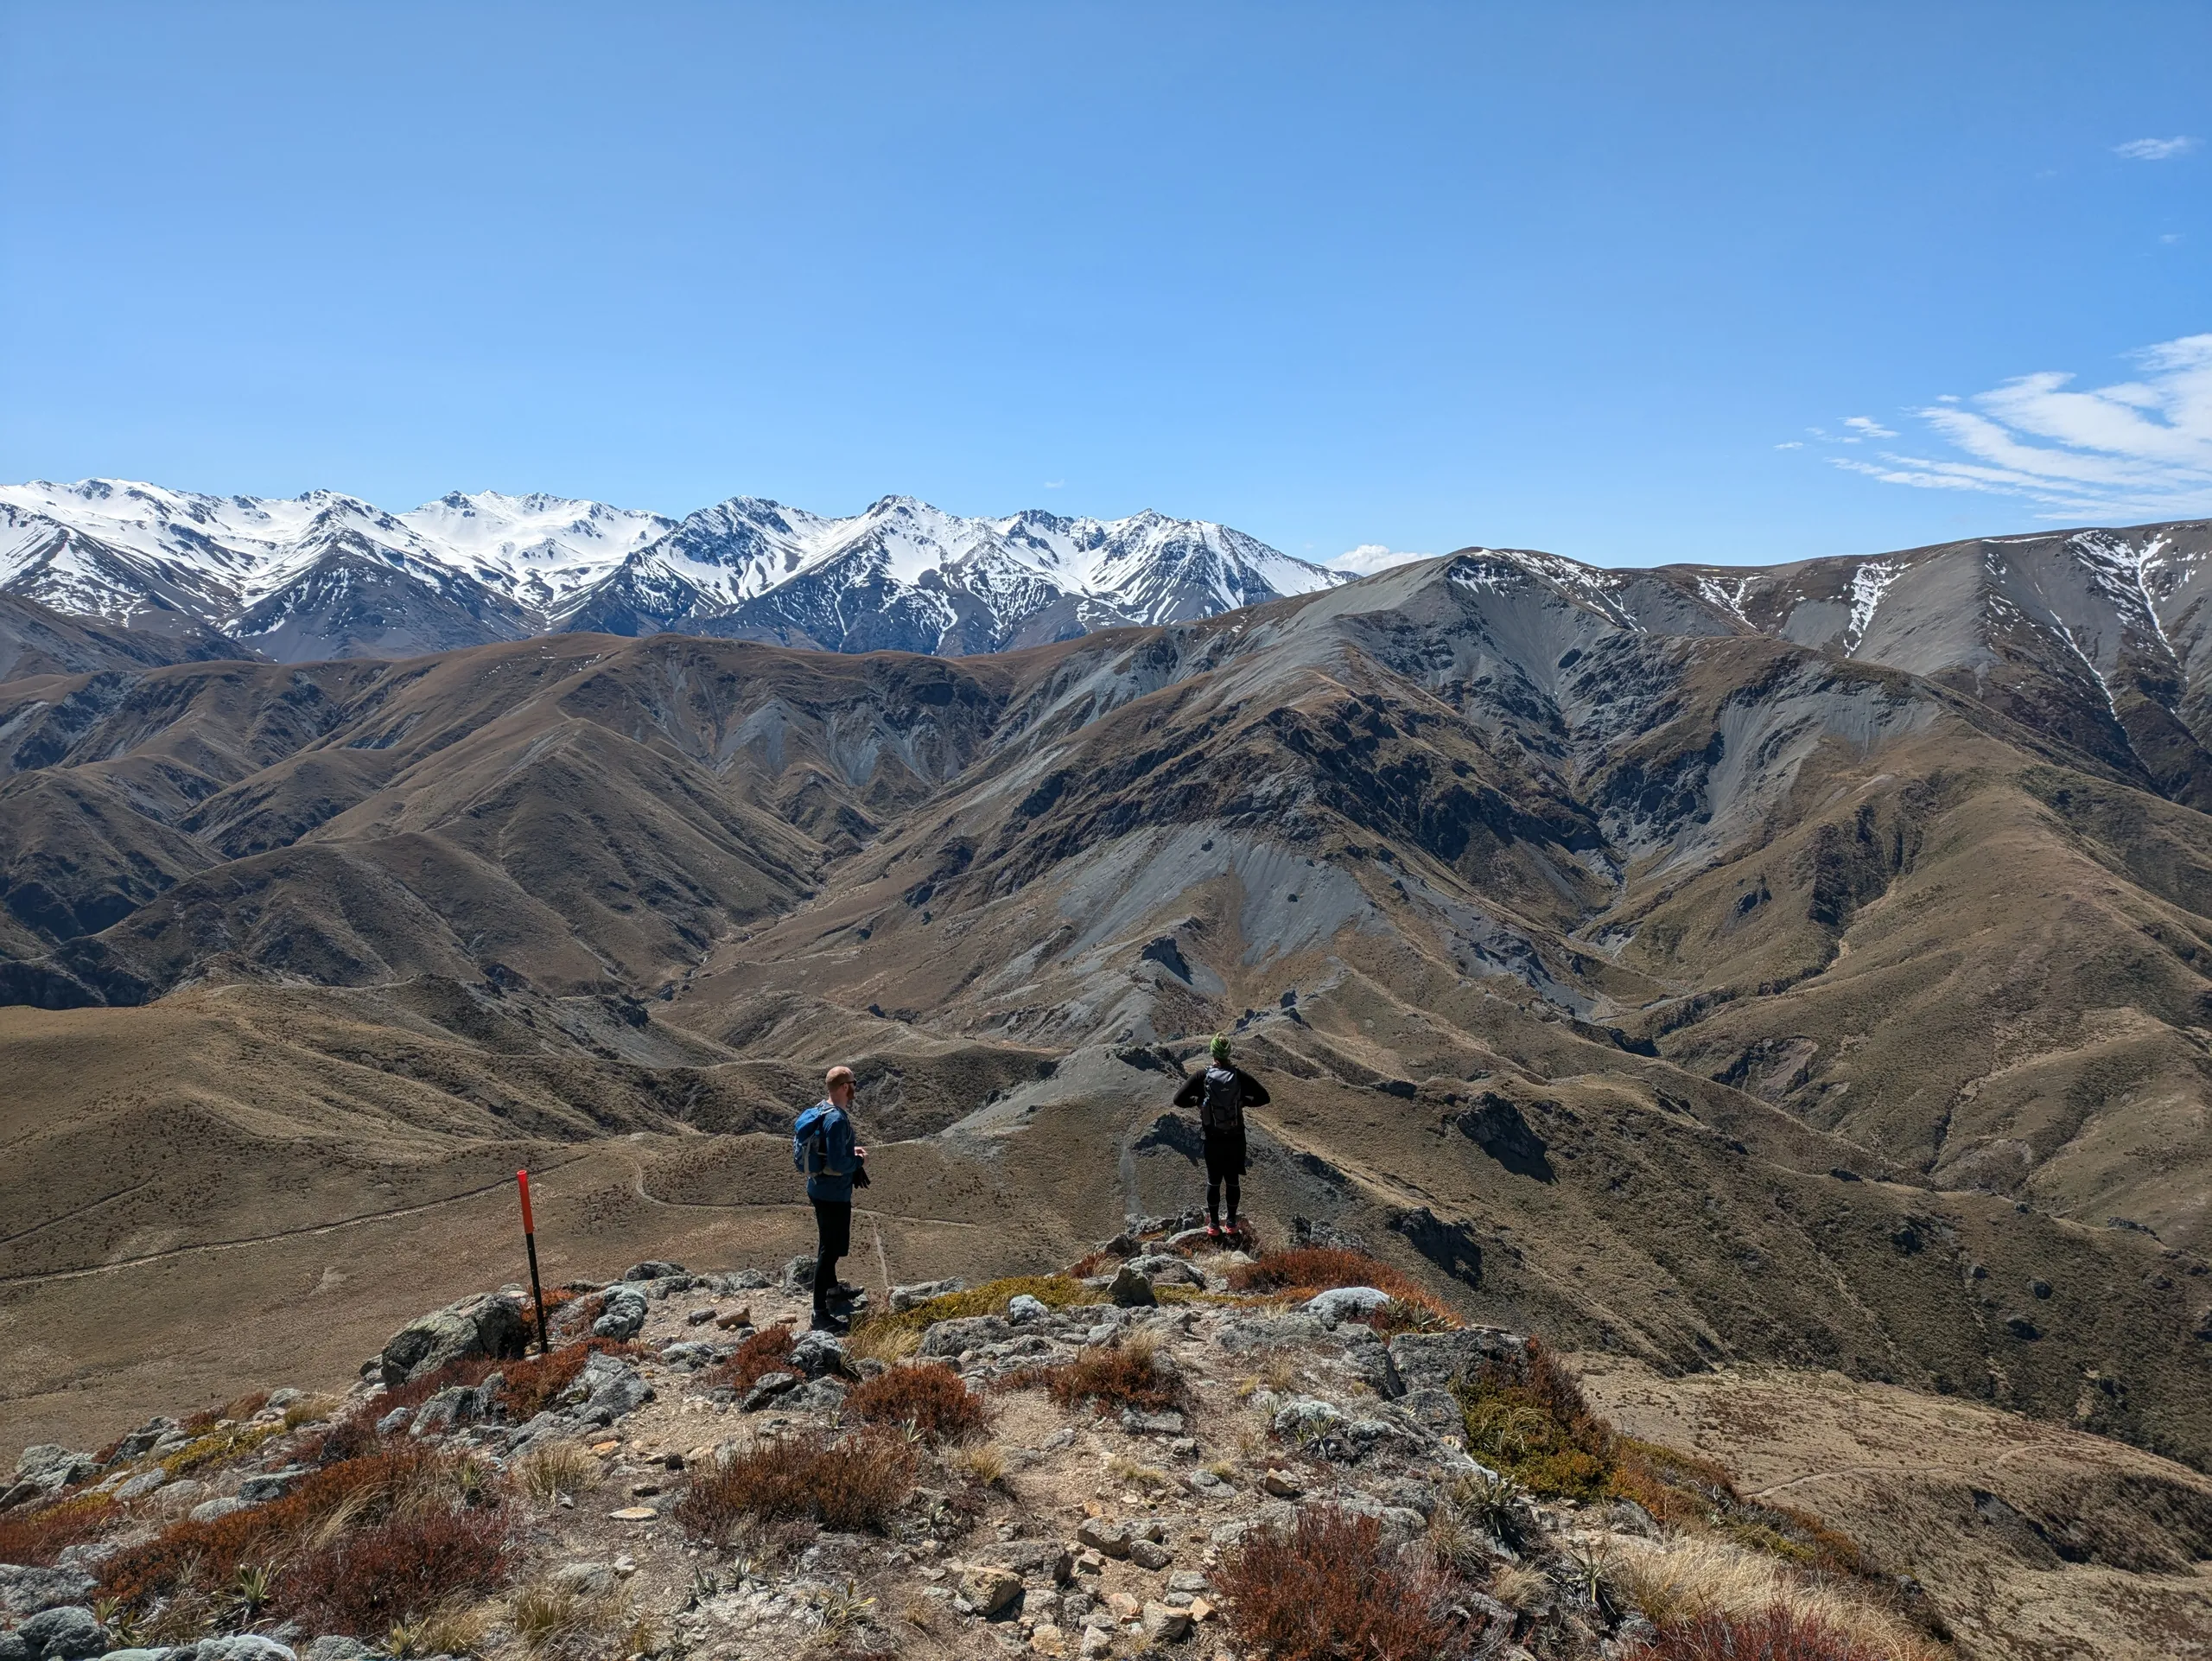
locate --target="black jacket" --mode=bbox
[1174,1063,1270,1132]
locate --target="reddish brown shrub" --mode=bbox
[219,1390,272,1422]
[846,1363,989,1445]
[0,1495,118,1566]
[100,1445,452,1613]
[279,1503,512,1632]
[1631,1605,1891,1659]
[1225,1248,1455,1327]
[707,1324,798,1392]
[1000,1342,1182,1414]
[674,1429,916,1537]
[495,1337,639,1421]
[1216,1505,1477,1661]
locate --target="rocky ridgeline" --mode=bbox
[1,1223,1920,1661]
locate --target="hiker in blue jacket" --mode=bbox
[1173,1034,1269,1242]
[793,1065,869,1332]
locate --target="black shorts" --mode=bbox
[1204,1127,1247,1180]
[813,1199,852,1260]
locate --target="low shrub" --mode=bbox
[219,1390,272,1423]
[1225,1249,1457,1327]
[497,1339,639,1421]
[1215,1504,1478,1661]
[100,1443,513,1632]
[707,1325,798,1392]
[854,1276,1104,1343]
[1611,1441,1870,1579]
[674,1429,916,1538]
[1628,1601,1910,1660]
[0,1494,118,1565]
[1452,1338,1614,1500]
[281,1503,512,1634]
[1000,1333,1184,1414]
[845,1363,989,1445]
[155,1422,284,1482]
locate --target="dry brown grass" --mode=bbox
[1612,1535,1937,1661]
[512,1441,599,1504]
[1225,1247,1457,1328]
[673,1429,917,1538]
[99,1445,515,1633]
[510,1574,640,1659]
[282,1393,345,1430]
[844,1363,989,1445]
[1216,1504,1480,1661]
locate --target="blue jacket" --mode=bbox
[794,1099,859,1203]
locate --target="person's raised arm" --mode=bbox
[1173,1071,1204,1108]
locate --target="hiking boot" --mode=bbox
[829,1281,867,1302]
[810,1308,849,1334]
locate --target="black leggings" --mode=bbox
[1207,1174,1240,1225]
[813,1200,852,1307]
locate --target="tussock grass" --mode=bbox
[513,1441,599,1504]
[511,1575,639,1659]
[282,1394,345,1430]
[674,1429,916,1538]
[1613,1535,1938,1661]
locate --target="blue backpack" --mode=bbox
[793,1101,840,1175]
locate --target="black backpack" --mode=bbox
[1199,1065,1244,1133]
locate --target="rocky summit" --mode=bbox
[19,1225,2190,1661]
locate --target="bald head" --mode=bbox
[825,1066,855,1105]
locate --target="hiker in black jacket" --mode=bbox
[1173,1034,1269,1242]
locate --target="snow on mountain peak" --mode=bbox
[0,480,1342,661]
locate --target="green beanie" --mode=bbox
[1210,1034,1231,1062]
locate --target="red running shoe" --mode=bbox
[1205,1222,1224,1243]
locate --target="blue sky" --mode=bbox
[3,3,2206,569]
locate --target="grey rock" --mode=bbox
[685,1308,719,1326]
[113,1469,165,1502]
[1385,1327,1525,1396]
[783,1378,849,1415]
[1139,1602,1191,1643]
[1108,1264,1157,1308]
[590,1288,649,1342]
[16,1605,103,1660]
[1005,1295,1051,1324]
[236,1468,305,1504]
[0,1566,96,1618]
[1128,1538,1173,1570]
[1304,1286,1393,1324]
[189,1497,251,1523]
[49,1545,112,1576]
[549,1562,617,1596]
[95,1651,170,1661]
[741,1371,801,1412]
[919,1315,1012,1358]
[717,1268,772,1291]
[1076,1519,1133,1558]
[786,1329,847,1378]
[1119,1409,1185,1435]
[658,1341,718,1369]
[624,1261,685,1281]
[106,1418,180,1465]
[578,1357,653,1424]
[1125,1254,1202,1288]
[890,1278,964,1312]
[378,1292,528,1387]
[1394,1387,1463,1441]
[1166,1571,1208,1595]
[374,1406,413,1436]
[193,1639,298,1661]
[302,1640,367,1661]
[1216,1314,1331,1355]
[11,1448,95,1497]
[780,1256,817,1295]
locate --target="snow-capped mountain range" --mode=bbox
[0,480,1344,664]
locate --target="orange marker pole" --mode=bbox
[518,1169,550,1357]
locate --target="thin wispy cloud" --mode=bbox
[1842,416,1896,439]
[2114,136,2199,161]
[1821,333,2212,519]
[1329,544,1431,576]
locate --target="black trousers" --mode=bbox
[812,1200,852,1307]
[1204,1128,1245,1224]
